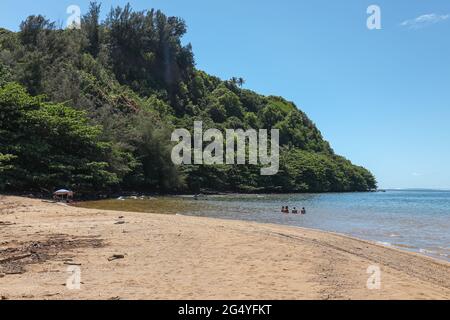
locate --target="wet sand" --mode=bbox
[0,195,449,300]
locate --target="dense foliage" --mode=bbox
[0,3,376,195]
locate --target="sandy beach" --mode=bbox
[0,195,449,300]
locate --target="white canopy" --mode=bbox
[54,189,73,195]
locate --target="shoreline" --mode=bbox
[1,195,449,300]
[0,189,379,202]
[76,194,450,263]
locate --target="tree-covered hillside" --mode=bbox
[0,3,377,195]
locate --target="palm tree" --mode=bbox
[230,77,238,86]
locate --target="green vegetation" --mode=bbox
[0,3,376,195]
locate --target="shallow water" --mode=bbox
[78,190,450,262]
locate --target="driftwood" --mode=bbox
[0,235,103,276]
[63,261,82,266]
[0,221,15,226]
[108,254,125,261]
[0,253,32,264]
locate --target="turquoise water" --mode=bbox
[178,190,450,261]
[80,190,450,261]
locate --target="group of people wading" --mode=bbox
[281,206,306,215]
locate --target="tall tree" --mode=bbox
[82,1,102,57]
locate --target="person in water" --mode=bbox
[301,207,306,215]
[292,207,298,214]
[285,206,289,214]
[281,206,285,213]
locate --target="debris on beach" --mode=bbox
[0,221,15,226]
[108,254,125,261]
[0,235,103,275]
[63,261,82,266]
[43,293,60,297]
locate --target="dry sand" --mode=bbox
[0,195,449,300]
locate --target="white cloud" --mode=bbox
[400,13,449,29]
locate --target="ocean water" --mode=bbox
[79,190,450,261]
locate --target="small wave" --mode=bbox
[392,243,416,249]
[419,248,437,255]
[376,241,392,247]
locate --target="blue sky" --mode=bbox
[1,0,449,189]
